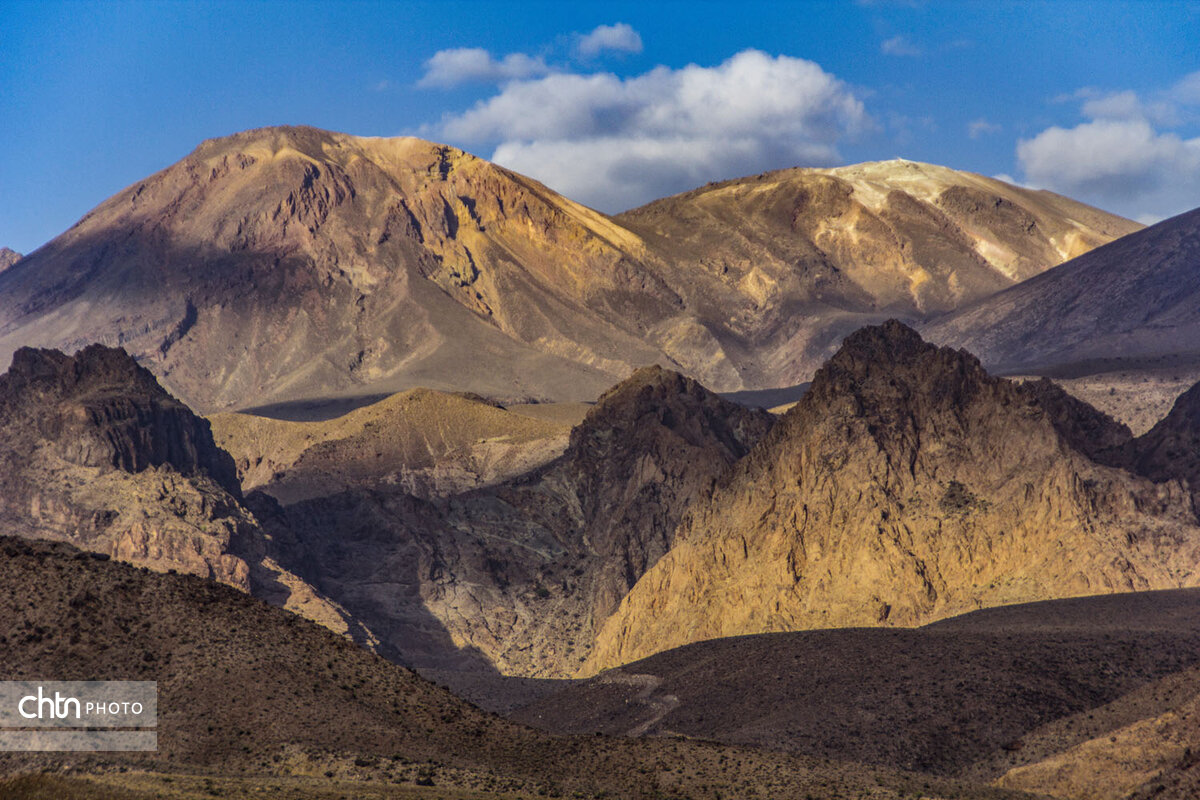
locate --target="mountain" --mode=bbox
[924,207,1200,375]
[0,535,1019,800]
[0,344,252,587]
[587,321,1200,672]
[210,387,574,504]
[514,589,1200,776]
[0,126,666,411]
[0,344,369,642]
[616,159,1140,386]
[261,366,774,678]
[0,247,20,272]
[0,126,1137,412]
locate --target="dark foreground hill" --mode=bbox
[0,536,1026,800]
[515,589,1200,778]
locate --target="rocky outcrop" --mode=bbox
[0,345,368,644]
[0,345,253,587]
[1,345,241,490]
[546,366,775,619]
[1112,381,1200,509]
[0,247,20,272]
[267,366,774,677]
[587,322,1200,672]
[1020,376,1134,461]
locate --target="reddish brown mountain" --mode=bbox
[0,126,1137,412]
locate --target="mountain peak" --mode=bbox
[827,319,937,367]
[572,364,773,461]
[801,320,993,425]
[0,247,20,273]
[0,126,1140,412]
[0,344,240,494]
[588,325,1200,671]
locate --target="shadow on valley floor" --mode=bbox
[251,488,509,678]
[719,381,810,409]
[239,392,395,421]
[999,351,1200,381]
[509,588,1200,778]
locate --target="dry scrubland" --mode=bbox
[0,537,1030,800]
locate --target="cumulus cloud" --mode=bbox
[881,36,921,57]
[418,48,550,88]
[431,49,870,211]
[1017,72,1200,220]
[577,23,643,58]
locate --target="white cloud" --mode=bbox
[418,48,551,88]
[881,36,921,57]
[429,50,870,212]
[967,119,1001,139]
[1172,71,1200,106]
[1017,117,1200,219]
[576,23,643,58]
[1016,73,1200,219]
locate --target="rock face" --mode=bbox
[266,366,774,677]
[0,344,254,588]
[924,206,1200,374]
[587,322,1200,672]
[0,247,20,272]
[0,126,1137,412]
[0,345,370,645]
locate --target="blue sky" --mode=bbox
[2,0,1199,254]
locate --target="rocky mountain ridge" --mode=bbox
[588,322,1200,671]
[0,344,252,587]
[0,247,20,272]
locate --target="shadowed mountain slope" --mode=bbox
[265,366,774,677]
[0,536,1026,800]
[925,207,1200,375]
[588,321,1200,672]
[0,344,371,641]
[0,126,1136,411]
[0,344,252,587]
